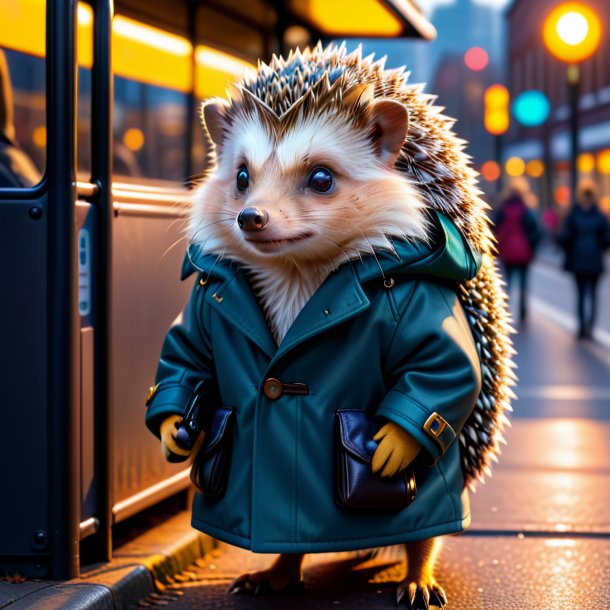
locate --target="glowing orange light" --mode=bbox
[597,149,610,175]
[114,16,192,56]
[526,159,545,178]
[577,152,595,173]
[484,84,510,136]
[543,3,602,64]
[464,47,489,71]
[600,196,610,213]
[32,125,46,148]
[555,185,571,206]
[505,157,525,177]
[77,2,94,68]
[485,84,510,107]
[123,128,145,151]
[481,160,501,182]
[195,45,255,99]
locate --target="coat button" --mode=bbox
[263,377,283,400]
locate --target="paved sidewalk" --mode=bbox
[0,512,215,610]
[156,535,610,610]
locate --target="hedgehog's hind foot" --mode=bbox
[228,553,305,596]
[395,580,447,609]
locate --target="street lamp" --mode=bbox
[543,2,602,200]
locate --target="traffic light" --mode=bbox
[484,84,509,136]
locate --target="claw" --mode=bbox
[411,589,429,609]
[429,589,446,608]
[396,581,408,606]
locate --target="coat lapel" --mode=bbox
[205,269,278,358]
[273,264,370,363]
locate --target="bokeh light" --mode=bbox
[557,12,588,46]
[464,47,489,71]
[481,160,501,182]
[484,84,510,136]
[32,125,46,148]
[526,159,545,178]
[596,149,610,175]
[543,3,602,64]
[505,156,525,177]
[123,127,145,151]
[600,196,610,213]
[555,185,571,206]
[512,90,551,127]
[577,152,595,174]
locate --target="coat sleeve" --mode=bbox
[145,278,215,439]
[375,280,482,466]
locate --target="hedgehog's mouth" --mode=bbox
[244,232,315,253]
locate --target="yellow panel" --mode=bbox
[195,46,254,100]
[112,16,192,92]
[290,0,402,37]
[0,0,45,57]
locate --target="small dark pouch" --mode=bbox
[335,409,417,510]
[190,406,235,497]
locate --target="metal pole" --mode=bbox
[90,0,114,564]
[46,0,79,580]
[185,0,197,183]
[567,63,580,202]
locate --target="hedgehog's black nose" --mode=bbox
[237,207,269,231]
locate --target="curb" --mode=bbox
[0,512,214,610]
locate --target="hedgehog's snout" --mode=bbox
[238,207,269,232]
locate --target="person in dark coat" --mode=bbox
[493,186,541,325]
[0,50,41,188]
[559,180,610,339]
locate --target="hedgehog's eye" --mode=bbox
[307,166,335,194]
[236,165,249,191]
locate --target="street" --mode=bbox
[144,257,610,610]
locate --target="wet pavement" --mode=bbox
[152,260,610,609]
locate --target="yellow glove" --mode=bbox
[160,414,195,461]
[371,422,422,478]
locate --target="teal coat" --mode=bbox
[146,212,483,552]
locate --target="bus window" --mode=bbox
[114,79,187,182]
[191,46,254,175]
[0,1,45,188]
[112,16,189,183]
[77,2,93,178]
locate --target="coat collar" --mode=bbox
[180,211,480,360]
[181,248,370,359]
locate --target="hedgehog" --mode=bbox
[146,42,515,609]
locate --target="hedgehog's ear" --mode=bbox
[365,99,409,167]
[201,99,230,150]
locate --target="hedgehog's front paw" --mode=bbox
[395,578,447,609]
[228,554,305,596]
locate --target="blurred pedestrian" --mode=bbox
[558,180,610,340]
[493,180,541,325]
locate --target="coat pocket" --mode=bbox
[335,409,417,510]
[191,406,235,498]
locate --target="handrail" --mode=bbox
[46,0,79,580]
[88,0,114,566]
[112,470,191,523]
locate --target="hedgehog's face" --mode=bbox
[191,92,427,265]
